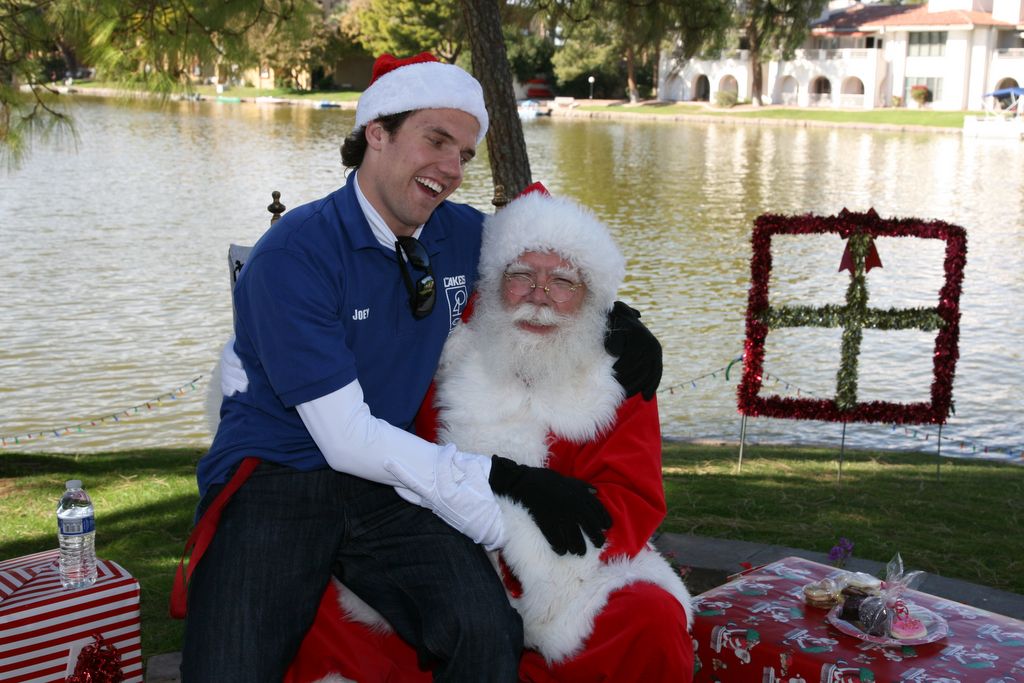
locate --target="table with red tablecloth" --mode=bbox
[692,556,1024,682]
[0,549,142,683]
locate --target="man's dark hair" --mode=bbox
[340,111,414,169]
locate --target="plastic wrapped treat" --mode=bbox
[803,577,843,609]
[838,571,883,622]
[890,600,928,639]
[844,572,883,595]
[827,554,948,645]
[856,554,923,638]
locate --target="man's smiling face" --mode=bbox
[359,108,479,237]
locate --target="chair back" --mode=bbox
[227,190,285,288]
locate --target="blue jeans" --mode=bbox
[181,462,522,682]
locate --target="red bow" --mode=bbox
[66,634,123,683]
[838,239,883,273]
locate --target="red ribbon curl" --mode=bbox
[66,634,123,683]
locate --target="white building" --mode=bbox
[659,0,1024,110]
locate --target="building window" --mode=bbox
[908,31,946,57]
[904,76,943,102]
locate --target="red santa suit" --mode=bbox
[286,186,694,683]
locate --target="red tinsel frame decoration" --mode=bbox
[738,208,967,425]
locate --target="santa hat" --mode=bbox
[479,183,625,311]
[355,52,489,144]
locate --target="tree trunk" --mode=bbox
[750,54,763,106]
[625,45,639,103]
[57,42,79,77]
[746,23,762,106]
[459,0,532,202]
[651,56,659,100]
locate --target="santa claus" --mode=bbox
[286,184,694,682]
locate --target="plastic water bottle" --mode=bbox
[56,479,96,589]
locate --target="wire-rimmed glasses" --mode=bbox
[502,271,584,303]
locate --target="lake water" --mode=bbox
[1,96,1021,462]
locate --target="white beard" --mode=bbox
[471,292,610,393]
[432,287,624,465]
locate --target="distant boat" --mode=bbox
[216,95,241,104]
[517,99,551,120]
[317,101,342,109]
[963,87,1023,140]
[255,96,289,105]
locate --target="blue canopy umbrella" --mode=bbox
[982,87,1022,116]
[983,87,1024,98]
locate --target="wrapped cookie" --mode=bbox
[803,577,843,609]
[838,571,883,621]
[857,554,923,637]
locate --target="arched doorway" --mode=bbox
[693,75,710,102]
[719,75,739,96]
[810,76,832,106]
[779,75,799,105]
[840,77,865,107]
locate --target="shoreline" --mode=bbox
[55,85,358,110]
[55,86,959,135]
[549,101,962,135]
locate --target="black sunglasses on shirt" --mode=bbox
[395,236,436,320]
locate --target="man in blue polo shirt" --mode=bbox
[183,53,660,681]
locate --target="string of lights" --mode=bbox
[0,376,204,447]
[659,360,1022,463]
[3,366,1018,463]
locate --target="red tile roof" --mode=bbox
[812,3,911,32]
[813,2,1015,32]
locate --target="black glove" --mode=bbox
[489,455,611,556]
[604,301,663,401]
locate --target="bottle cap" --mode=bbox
[66,479,82,489]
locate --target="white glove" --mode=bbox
[298,384,507,550]
[385,445,507,552]
[219,337,249,396]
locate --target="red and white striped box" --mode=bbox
[0,549,142,682]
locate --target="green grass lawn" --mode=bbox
[1,449,202,663]
[2,444,1020,663]
[576,102,974,128]
[659,443,1023,594]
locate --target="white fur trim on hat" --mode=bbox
[480,192,625,310]
[355,61,489,144]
